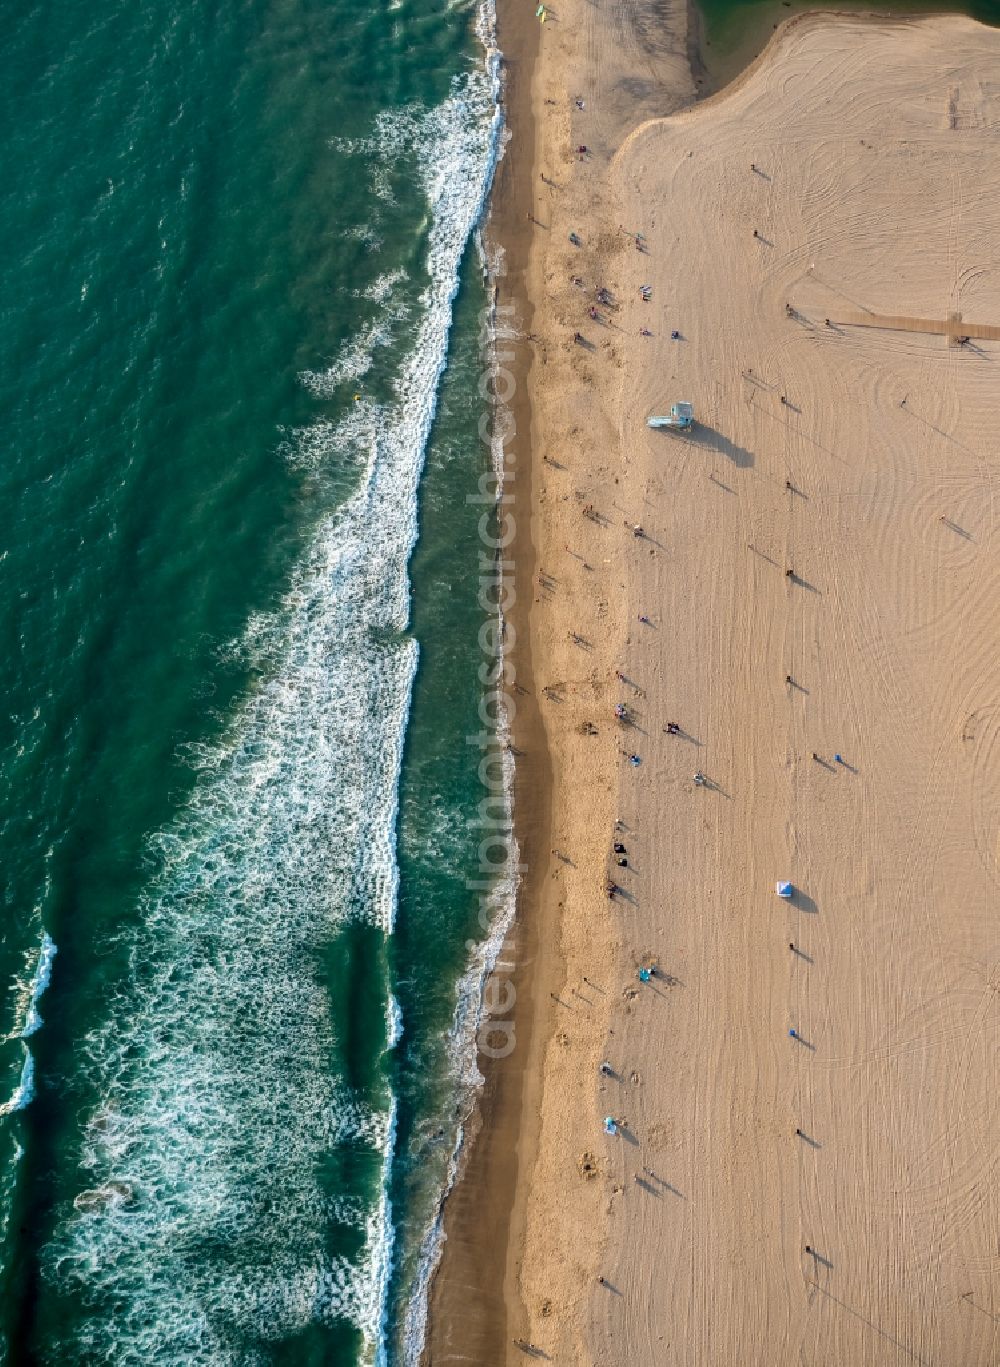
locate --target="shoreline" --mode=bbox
[423,0,696,1354]
[421,0,550,1353]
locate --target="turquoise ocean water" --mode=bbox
[0,0,506,1361]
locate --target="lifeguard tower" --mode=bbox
[647,401,694,431]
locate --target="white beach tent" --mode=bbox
[776,880,793,899]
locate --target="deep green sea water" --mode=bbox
[0,0,503,1361]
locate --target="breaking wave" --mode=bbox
[0,931,58,1120]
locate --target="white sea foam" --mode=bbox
[21,931,57,1039]
[346,224,383,253]
[299,304,407,398]
[45,54,501,1367]
[387,992,404,1050]
[0,1051,35,1120]
[356,269,406,304]
[0,931,58,1118]
[276,404,378,478]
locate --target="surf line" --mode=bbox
[0,932,57,1117]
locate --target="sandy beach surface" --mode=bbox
[428,8,1000,1366]
[423,0,695,1355]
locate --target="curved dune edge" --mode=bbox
[616,9,1000,164]
[500,6,1000,1365]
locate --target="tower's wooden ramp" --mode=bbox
[835,311,1000,341]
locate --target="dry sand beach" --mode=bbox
[429,9,1000,1367]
